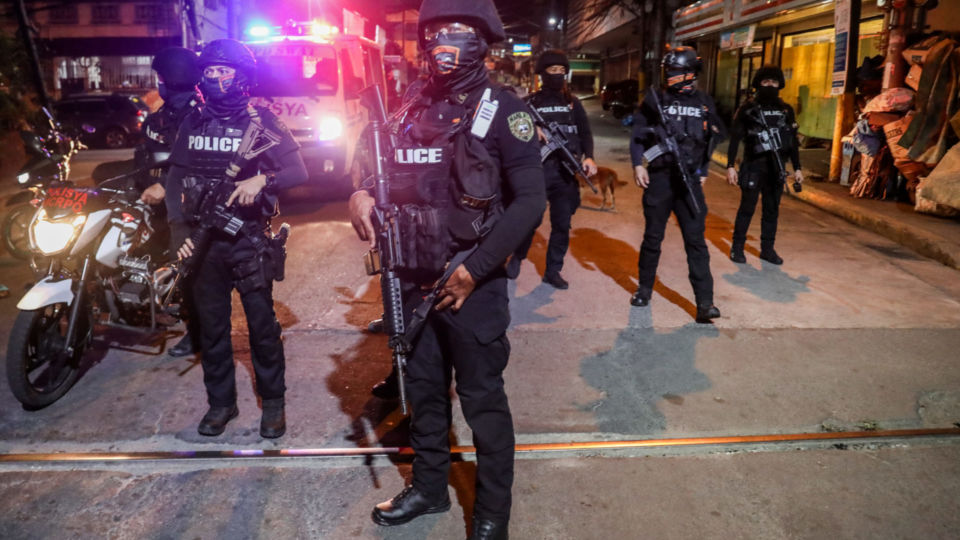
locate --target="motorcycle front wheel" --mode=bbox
[2,203,35,260]
[6,303,88,409]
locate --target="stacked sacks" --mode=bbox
[848,88,914,199]
[896,35,960,215]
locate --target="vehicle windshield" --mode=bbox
[249,42,338,97]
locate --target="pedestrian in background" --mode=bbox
[165,39,307,438]
[629,46,725,323]
[508,49,597,289]
[726,65,803,265]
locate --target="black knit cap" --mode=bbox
[535,49,569,74]
[752,65,786,89]
[418,0,506,44]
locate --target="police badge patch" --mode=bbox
[508,112,534,142]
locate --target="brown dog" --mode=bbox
[580,166,627,210]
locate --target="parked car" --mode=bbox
[54,93,149,149]
[600,79,639,119]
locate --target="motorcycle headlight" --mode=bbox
[316,116,343,141]
[31,210,86,255]
[17,172,30,184]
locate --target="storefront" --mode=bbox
[675,0,883,137]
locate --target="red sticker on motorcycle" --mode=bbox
[44,186,89,213]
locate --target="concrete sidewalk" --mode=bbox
[712,143,960,270]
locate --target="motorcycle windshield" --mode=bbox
[41,185,112,219]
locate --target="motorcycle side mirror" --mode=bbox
[20,131,45,154]
[82,124,96,134]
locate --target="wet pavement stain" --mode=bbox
[579,308,716,434]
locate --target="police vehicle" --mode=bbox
[244,20,386,191]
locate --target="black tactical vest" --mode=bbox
[529,91,581,157]
[385,84,506,278]
[743,101,795,157]
[657,89,711,172]
[182,110,248,180]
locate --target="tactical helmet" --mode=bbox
[536,49,570,74]
[418,0,507,45]
[198,39,257,79]
[752,65,786,89]
[661,46,701,73]
[151,47,201,90]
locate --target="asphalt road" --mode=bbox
[0,99,958,539]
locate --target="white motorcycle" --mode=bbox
[6,176,182,409]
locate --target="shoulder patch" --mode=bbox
[508,111,534,142]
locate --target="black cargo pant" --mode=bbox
[513,161,580,276]
[636,168,714,306]
[733,159,784,252]
[192,233,285,407]
[404,274,515,522]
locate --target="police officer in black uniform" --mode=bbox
[348,1,545,537]
[137,46,204,358]
[508,49,597,288]
[629,46,724,323]
[164,39,307,438]
[726,65,803,265]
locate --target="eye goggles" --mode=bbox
[422,22,477,42]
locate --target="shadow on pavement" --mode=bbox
[579,307,717,434]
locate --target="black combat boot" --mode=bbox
[371,486,451,526]
[542,272,569,290]
[197,405,238,436]
[470,518,509,540]
[371,368,400,400]
[759,248,783,265]
[260,397,286,438]
[729,244,746,264]
[630,288,650,307]
[695,304,721,323]
[168,331,199,357]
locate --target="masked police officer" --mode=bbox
[164,39,307,438]
[629,46,724,323]
[507,49,597,288]
[726,65,802,265]
[348,1,545,537]
[136,46,204,358]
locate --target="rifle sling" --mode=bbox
[401,246,478,348]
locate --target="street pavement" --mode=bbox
[0,99,958,539]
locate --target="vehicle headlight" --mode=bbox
[316,116,343,141]
[17,172,30,184]
[31,211,86,255]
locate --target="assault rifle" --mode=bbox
[359,84,411,415]
[178,177,246,278]
[525,101,598,194]
[639,88,702,215]
[747,105,802,193]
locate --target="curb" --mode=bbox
[710,150,960,272]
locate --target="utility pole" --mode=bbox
[15,0,51,110]
[829,0,861,182]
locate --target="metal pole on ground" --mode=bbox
[829,0,862,182]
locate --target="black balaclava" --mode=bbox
[756,85,780,104]
[424,31,490,95]
[541,73,565,92]
[200,69,251,118]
